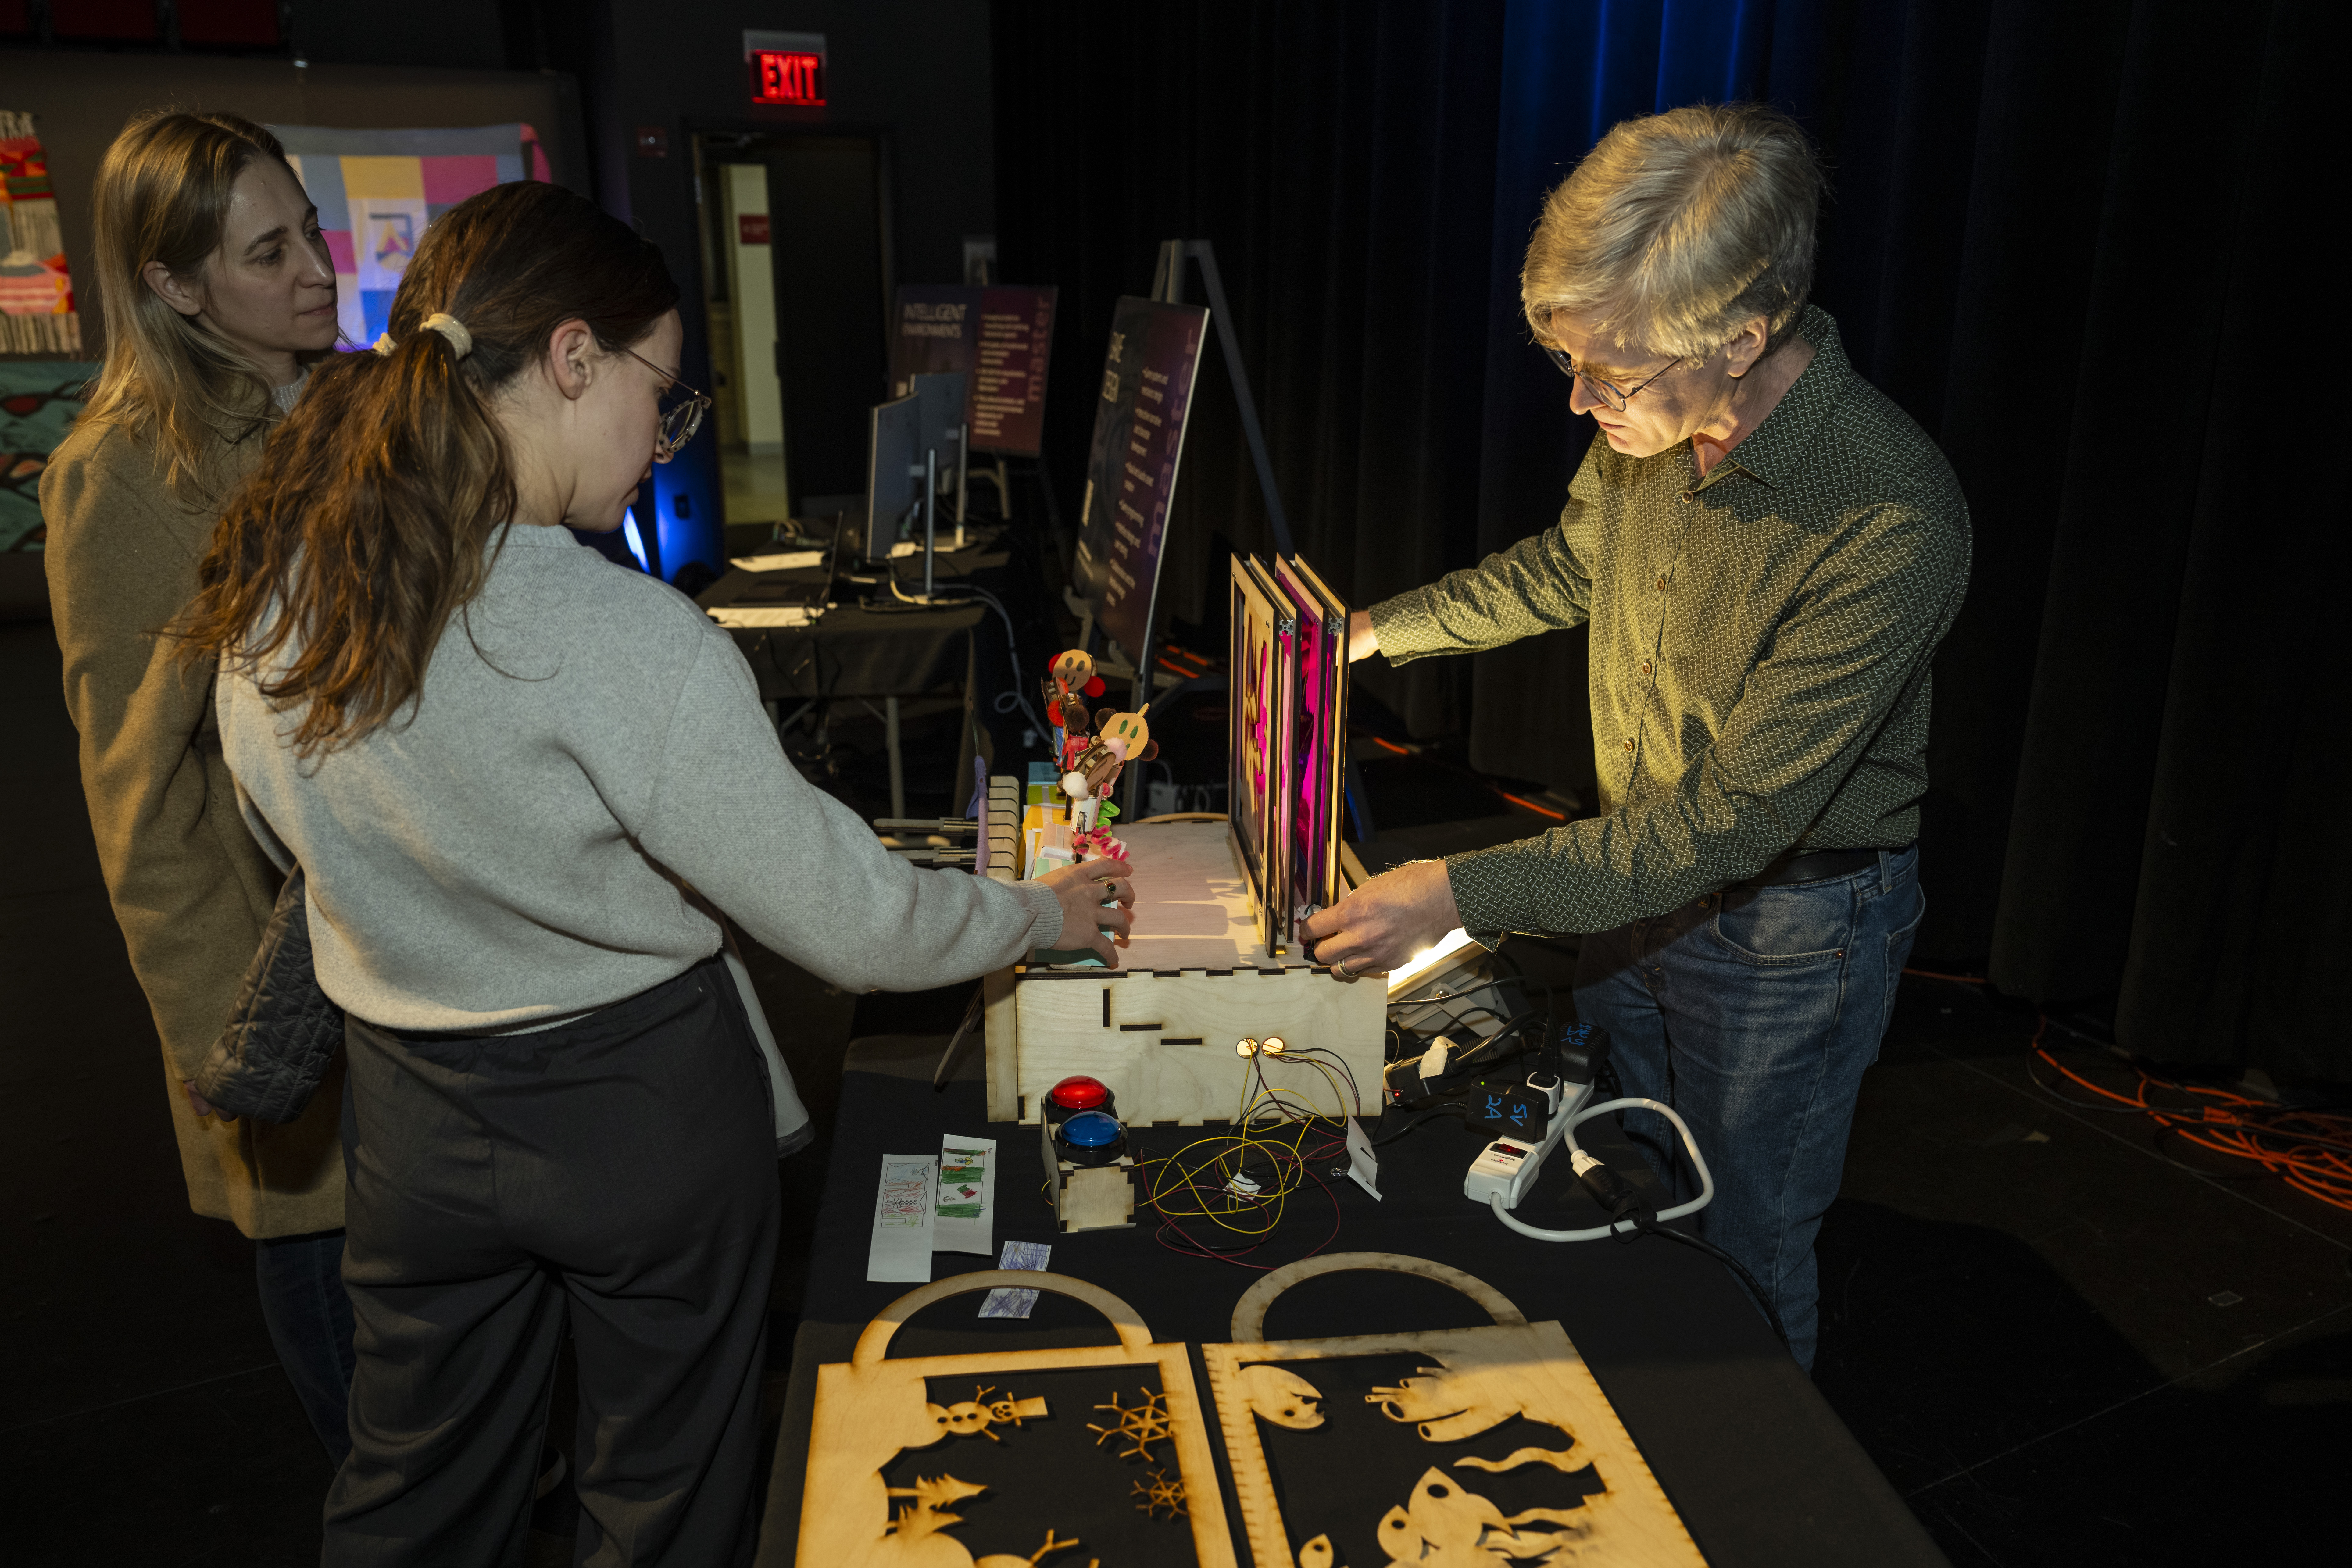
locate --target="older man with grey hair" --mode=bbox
[1303,102,1971,1370]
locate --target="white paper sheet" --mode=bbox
[935,1135,997,1256]
[978,1240,1051,1318]
[1346,1116,1382,1200]
[708,605,824,629]
[729,550,826,572]
[865,1153,938,1283]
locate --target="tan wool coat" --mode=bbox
[42,417,345,1239]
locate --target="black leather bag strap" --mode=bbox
[193,866,346,1123]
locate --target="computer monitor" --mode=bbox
[863,393,921,564]
[909,371,968,547]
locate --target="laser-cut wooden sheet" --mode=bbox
[799,1270,1238,1567]
[1202,1254,1710,1567]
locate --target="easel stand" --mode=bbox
[1118,238,1296,820]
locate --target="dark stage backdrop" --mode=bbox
[992,0,2337,1083]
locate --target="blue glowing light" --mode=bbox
[620,507,650,572]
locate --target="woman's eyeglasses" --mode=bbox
[620,346,713,463]
[1539,343,1681,413]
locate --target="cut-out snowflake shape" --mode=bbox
[1132,1468,1187,1519]
[1088,1386,1175,1462]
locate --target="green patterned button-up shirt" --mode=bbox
[1368,305,1971,939]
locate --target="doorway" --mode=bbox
[696,130,892,528]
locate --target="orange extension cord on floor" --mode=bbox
[1906,968,2352,1215]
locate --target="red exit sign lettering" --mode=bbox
[753,50,825,105]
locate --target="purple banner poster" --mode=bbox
[888,284,1057,456]
[1072,296,1207,659]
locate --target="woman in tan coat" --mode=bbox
[41,110,352,1460]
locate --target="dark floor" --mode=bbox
[2,616,2341,1565]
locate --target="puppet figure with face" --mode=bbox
[1062,709,1159,841]
[1041,649,1106,768]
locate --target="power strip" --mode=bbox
[1462,1076,1592,1210]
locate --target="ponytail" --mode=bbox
[178,181,677,753]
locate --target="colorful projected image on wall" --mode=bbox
[0,110,80,355]
[0,363,99,552]
[271,123,552,351]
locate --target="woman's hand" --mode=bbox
[183,1080,234,1122]
[1301,858,1461,977]
[1036,857,1136,965]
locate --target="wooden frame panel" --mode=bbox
[1272,556,1347,928]
[798,1271,1237,1567]
[1201,1254,1710,1567]
[1228,557,1295,956]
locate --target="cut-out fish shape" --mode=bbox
[1371,1468,1600,1565]
[1237,1364,1326,1429]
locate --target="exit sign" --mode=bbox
[746,30,826,107]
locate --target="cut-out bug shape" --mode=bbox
[1087,1386,1175,1462]
[923,1384,1049,1443]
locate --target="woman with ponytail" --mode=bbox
[179,179,1130,1563]
[41,109,353,1462]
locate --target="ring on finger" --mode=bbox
[1330,957,1353,981]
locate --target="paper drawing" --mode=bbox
[881,1160,935,1226]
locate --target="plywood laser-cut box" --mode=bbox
[977,784,1383,1127]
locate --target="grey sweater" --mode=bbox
[218,522,1060,1032]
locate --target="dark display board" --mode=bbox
[1071,296,1208,659]
[888,284,1058,455]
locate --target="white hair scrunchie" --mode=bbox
[371,312,474,359]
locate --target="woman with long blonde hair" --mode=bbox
[41,109,352,1459]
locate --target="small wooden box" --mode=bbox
[1038,1115,1139,1232]
[978,785,1384,1127]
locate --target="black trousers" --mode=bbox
[324,956,778,1568]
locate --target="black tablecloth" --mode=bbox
[753,1041,1946,1566]
[691,555,997,700]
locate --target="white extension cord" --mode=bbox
[1486,1097,1715,1241]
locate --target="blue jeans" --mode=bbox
[256,1228,357,1466]
[1572,846,1924,1371]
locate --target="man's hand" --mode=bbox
[1301,858,1461,977]
[1347,609,1380,663]
[1036,857,1135,966]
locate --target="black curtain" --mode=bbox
[992,0,2343,1081]
[992,1,1506,738]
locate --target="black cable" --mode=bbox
[1371,1101,1470,1147]
[1452,1010,1543,1070]
[1572,1150,1789,1348]
[2023,1052,2152,1115]
[1632,1218,1790,1348]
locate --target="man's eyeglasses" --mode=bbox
[620,345,713,463]
[1539,343,1681,413]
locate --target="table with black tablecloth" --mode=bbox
[752,1038,1947,1566]
[699,548,1011,811]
